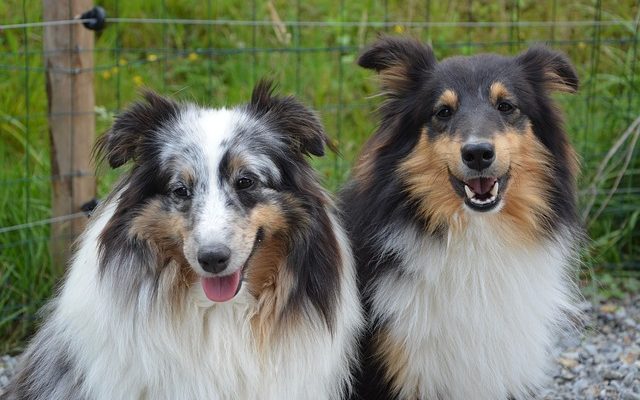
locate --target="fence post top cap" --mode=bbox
[80,6,107,31]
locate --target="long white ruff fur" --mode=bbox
[369,217,579,399]
[22,200,361,400]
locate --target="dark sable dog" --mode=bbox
[342,37,582,400]
[6,82,362,400]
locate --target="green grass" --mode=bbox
[1,0,639,353]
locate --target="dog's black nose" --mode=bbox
[461,142,495,171]
[197,245,231,274]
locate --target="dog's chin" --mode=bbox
[449,173,510,213]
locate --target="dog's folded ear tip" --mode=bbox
[357,36,437,94]
[107,155,127,169]
[309,147,325,157]
[517,45,579,94]
[326,138,339,155]
[297,131,329,158]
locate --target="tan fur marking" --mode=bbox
[249,203,288,234]
[128,200,197,307]
[179,169,195,188]
[495,127,555,245]
[245,202,295,346]
[544,71,578,93]
[374,329,413,397]
[352,137,387,188]
[248,235,292,347]
[226,153,246,176]
[565,143,580,181]
[399,130,465,234]
[379,64,412,94]
[129,200,184,257]
[436,89,458,109]
[489,82,510,104]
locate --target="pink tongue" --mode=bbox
[201,270,242,302]
[466,177,496,195]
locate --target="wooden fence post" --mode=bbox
[43,0,96,269]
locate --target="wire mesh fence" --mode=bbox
[1,0,638,351]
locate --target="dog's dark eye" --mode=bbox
[435,107,453,120]
[497,102,514,113]
[173,186,191,198]
[236,177,254,190]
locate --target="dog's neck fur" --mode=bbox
[369,216,579,399]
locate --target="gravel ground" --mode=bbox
[1,295,638,399]
[0,353,17,396]
[542,294,640,400]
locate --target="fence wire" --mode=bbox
[0,0,639,351]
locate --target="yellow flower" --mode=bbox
[393,25,405,34]
[578,42,587,50]
[133,75,144,86]
[188,52,199,62]
[111,66,119,74]
[101,70,111,80]
[118,58,128,67]
[147,54,158,62]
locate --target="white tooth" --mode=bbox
[490,181,499,197]
[464,185,474,199]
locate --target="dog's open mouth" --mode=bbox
[450,174,508,212]
[464,177,499,209]
[199,228,264,303]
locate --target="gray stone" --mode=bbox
[584,344,599,356]
[560,369,576,381]
[559,335,582,349]
[608,349,623,362]
[616,307,628,319]
[562,351,580,360]
[601,386,620,398]
[624,372,638,387]
[572,378,589,394]
[622,390,640,400]
[602,370,624,381]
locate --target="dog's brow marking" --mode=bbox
[489,82,510,103]
[436,89,458,108]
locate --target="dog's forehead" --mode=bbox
[433,54,520,97]
[159,106,282,182]
[160,107,266,161]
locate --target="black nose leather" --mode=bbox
[461,142,495,171]
[197,245,231,274]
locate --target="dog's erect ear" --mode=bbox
[358,35,437,94]
[516,46,579,94]
[95,91,181,168]
[249,80,330,157]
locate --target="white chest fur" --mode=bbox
[370,218,578,399]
